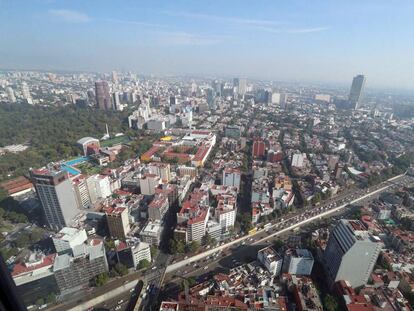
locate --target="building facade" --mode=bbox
[30,166,80,230]
[323,219,382,288]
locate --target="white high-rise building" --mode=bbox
[94,175,112,198]
[30,166,80,230]
[139,174,160,195]
[283,249,314,276]
[258,246,283,276]
[222,168,241,190]
[52,227,88,254]
[271,92,280,104]
[72,175,91,208]
[323,219,382,288]
[6,87,16,103]
[86,174,112,201]
[291,153,305,168]
[21,82,33,104]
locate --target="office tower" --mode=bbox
[30,166,80,230]
[323,219,382,288]
[106,207,130,239]
[252,140,266,158]
[95,81,112,110]
[212,80,222,97]
[87,89,95,106]
[6,87,16,103]
[52,227,88,254]
[191,82,197,94]
[282,249,314,275]
[72,175,91,208]
[222,168,241,190]
[148,194,169,221]
[206,88,215,109]
[271,93,281,104]
[169,96,176,113]
[349,74,366,110]
[264,90,272,104]
[111,71,118,84]
[257,246,283,276]
[53,241,108,292]
[233,77,247,96]
[112,91,121,110]
[233,78,239,89]
[238,78,247,95]
[21,82,33,104]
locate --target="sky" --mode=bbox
[1,0,414,89]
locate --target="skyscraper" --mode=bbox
[21,82,33,104]
[349,74,366,110]
[6,86,16,103]
[206,88,215,109]
[233,77,247,96]
[238,78,247,95]
[111,71,118,84]
[112,91,121,110]
[323,219,381,288]
[30,165,80,230]
[95,81,112,110]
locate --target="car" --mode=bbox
[118,299,124,304]
[204,266,208,270]
[115,306,121,310]
[152,266,157,270]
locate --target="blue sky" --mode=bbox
[1,0,414,89]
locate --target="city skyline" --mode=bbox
[1,1,414,90]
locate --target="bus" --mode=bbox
[248,228,257,235]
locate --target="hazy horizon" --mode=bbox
[1,1,414,90]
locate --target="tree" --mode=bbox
[150,245,158,258]
[311,193,322,204]
[169,239,185,254]
[324,295,340,311]
[272,239,284,250]
[114,263,128,276]
[35,298,44,306]
[94,272,109,287]
[186,241,200,253]
[137,259,151,270]
[0,188,8,202]
[104,239,115,250]
[46,293,56,304]
[15,233,30,248]
[202,234,216,246]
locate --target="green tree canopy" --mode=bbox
[137,259,151,270]
[94,272,109,287]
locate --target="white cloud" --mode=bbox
[287,27,329,34]
[164,11,329,35]
[49,9,91,23]
[165,11,283,27]
[155,31,222,46]
[105,18,165,28]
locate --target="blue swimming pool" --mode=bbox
[61,164,81,176]
[65,156,90,166]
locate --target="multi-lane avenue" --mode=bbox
[54,172,412,311]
